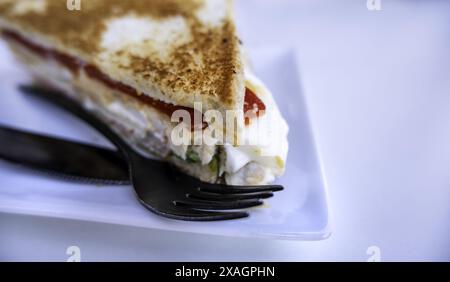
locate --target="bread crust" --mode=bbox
[0,0,245,116]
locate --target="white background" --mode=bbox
[1,0,450,261]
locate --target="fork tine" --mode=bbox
[170,166,284,194]
[139,199,249,221]
[174,199,264,210]
[199,184,284,194]
[168,210,250,221]
[188,191,274,202]
[170,210,250,221]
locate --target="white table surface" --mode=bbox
[1,0,449,261]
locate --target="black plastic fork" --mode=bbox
[20,85,283,221]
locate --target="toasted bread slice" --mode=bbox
[0,0,245,121]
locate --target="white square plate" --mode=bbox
[0,42,330,240]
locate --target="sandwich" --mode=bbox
[0,0,289,185]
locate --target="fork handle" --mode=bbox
[20,85,136,160]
